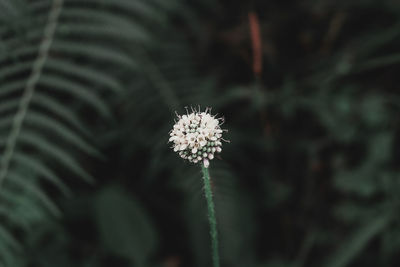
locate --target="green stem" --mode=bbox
[201,165,220,267]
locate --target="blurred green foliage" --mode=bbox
[1,0,400,266]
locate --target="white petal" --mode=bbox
[208,153,214,160]
[216,147,222,153]
[180,144,187,150]
[203,159,210,168]
[192,148,197,154]
[174,146,179,152]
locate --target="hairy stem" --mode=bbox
[0,0,63,189]
[201,165,220,267]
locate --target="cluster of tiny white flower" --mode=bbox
[169,107,226,168]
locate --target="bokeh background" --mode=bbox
[1,0,400,266]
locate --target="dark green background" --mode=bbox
[1,0,400,266]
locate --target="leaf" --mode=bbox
[325,214,391,267]
[65,0,164,20]
[0,224,22,252]
[334,168,377,197]
[25,111,102,158]
[51,40,138,68]
[19,131,94,183]
[7,171,61,217]
[57,23,150,43]
[60,8,155,42]
[32,92,90,136]
[38,74,112,118]
[45,58,123,94]
[94,185,157,266]
[0,98,18,115]
[13,153,71,196]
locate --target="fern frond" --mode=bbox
[18,131,93,182]
[25,112,101,157]
[0,0,170,265]
[7,171,61,217]
[13,153,71,196]
[32,93,90,136]
[38,74,112,117]
[0,0,62,188]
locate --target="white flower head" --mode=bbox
[169,107,227,168]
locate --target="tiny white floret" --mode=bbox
[203,158,210,168]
